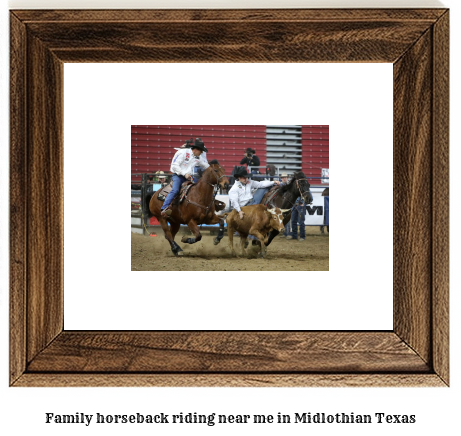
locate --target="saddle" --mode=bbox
[157,182,173,201]
[178,181,195,203]
[157,180,196,205]
[159,181,221,215]
[261,185,280,207]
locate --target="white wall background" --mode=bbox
[64,63,392,331]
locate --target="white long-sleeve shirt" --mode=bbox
[170,148,209,176]
[228,179,275,212]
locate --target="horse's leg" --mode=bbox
[265,212,291,247]
[158,217,183,256]
[264,229,279,247]
[213,218,226,246]
[202,211,226,246]
[169,221,184,256]
[181,219,202,245]
[170,221,181,244]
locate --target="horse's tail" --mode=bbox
[143,191,154,218]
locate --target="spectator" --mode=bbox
[265,164,277,180]
[287,196,307,241]
[278,173,292,238]
[155,171,169,188]
[240,148,261,174]
[320,187,329,233]
[179,138,194,149]
[280,172,289,185]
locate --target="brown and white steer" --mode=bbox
[226,204,288,258]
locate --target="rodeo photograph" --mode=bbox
[131,125,329,271]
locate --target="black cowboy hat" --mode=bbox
[191,137,208,153]
[234,166,250,178]
[209,159,220,165]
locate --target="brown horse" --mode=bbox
[149,164,229,256]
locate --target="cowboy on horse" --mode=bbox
[160,138,209,218]
[149,139,229,256]
[228,166,281,220]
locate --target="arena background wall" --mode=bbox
[131,125,329,183]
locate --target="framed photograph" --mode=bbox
[128,123,330,270]
[10,9,449,387]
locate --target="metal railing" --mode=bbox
[131,171,329,234]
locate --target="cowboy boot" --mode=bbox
[161,206,172,217]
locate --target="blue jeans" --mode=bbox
[284,220,292,237]
[291,205,306,239]
[246,187,271,206]
[161,174,187,210]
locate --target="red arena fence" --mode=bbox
[131,125,268,180]
[131,125,329,181]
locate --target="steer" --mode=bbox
[226,204,288,258]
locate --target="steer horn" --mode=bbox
[281,209,291,213]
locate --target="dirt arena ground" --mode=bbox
[131,226,329,271]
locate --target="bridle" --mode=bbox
[295,178,313,204]
[204,165,226,188]
[280,177,312,208]
[185,165,227,215]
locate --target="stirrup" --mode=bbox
[161,209,172,217]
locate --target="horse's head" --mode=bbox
[208,163,229,191]
[293,171,313,204]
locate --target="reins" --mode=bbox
[277,177,311,209]
[282,192,297,209]
[204,166,226,187]
[185,166,224,215]
[295,178,312,204]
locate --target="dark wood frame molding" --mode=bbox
[10,9,449,387]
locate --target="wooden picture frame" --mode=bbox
[10,9,449,387]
